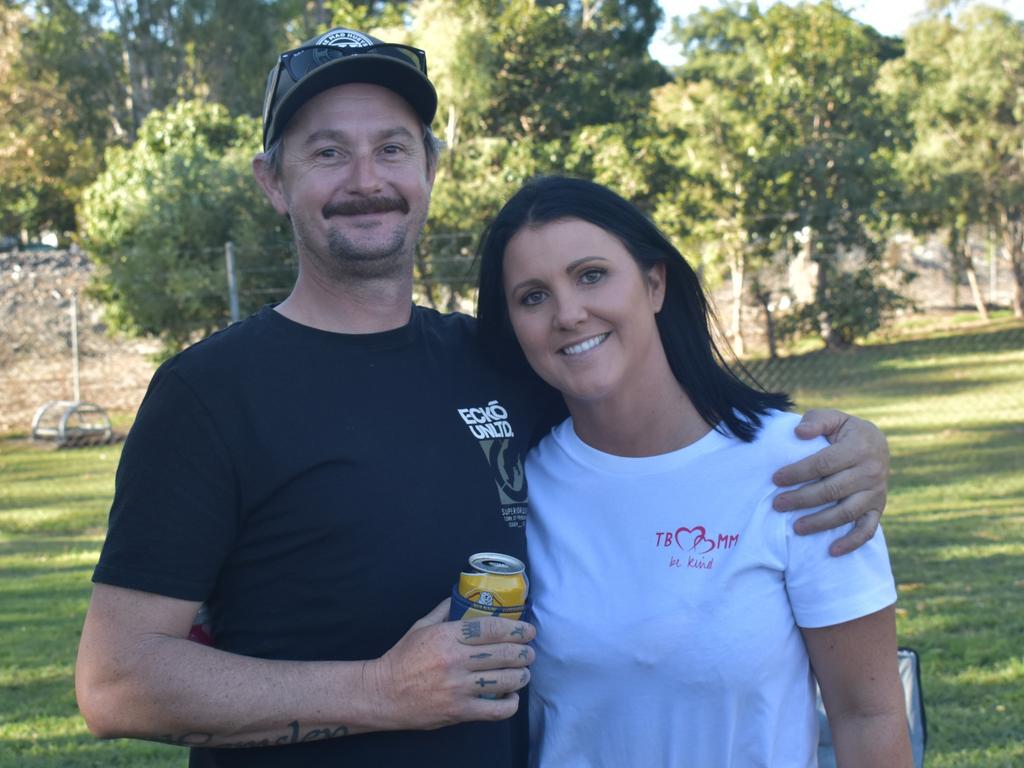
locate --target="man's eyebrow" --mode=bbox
[302,126,418,146]
[303,128,348,146]
[374,126,418,142]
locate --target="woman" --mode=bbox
[476,176,911,767]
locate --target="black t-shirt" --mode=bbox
[93,305,562,767]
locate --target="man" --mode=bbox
[75,28,890,767]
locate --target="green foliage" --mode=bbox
[0,5,104,238]
[414,0,666,307]
[25,2,130,142]
[417,0,664,141]
[776,266,913,348]
[4,0,1024,333]
[879,5,1024,313]
[488,0,666,140]
[655,1,907,346]
[79,100,290,350]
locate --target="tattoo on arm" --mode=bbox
[462,621,482,640]
[151,721,350,748]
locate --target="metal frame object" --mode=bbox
[31,400,113,446]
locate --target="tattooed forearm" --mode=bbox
[151,721,349,749]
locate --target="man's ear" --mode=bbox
[252,154,289,216]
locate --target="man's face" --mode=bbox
[256,83,435,281]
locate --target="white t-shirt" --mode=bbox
[525,410,897,768]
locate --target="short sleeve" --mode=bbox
[784,519,897,629]
[92,365,239,601]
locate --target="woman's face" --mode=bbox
[502,218,666,408]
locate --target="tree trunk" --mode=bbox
[962,241,989,321]
[728,252,745,357]
[948,228,962,309]
[808,229,845,350]
[752,282,778,360]
[415,249,439,310]
[1000,207,1024,318]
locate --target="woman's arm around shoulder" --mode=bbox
[802,606,913,768]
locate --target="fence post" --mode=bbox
[989,241,998,306]
[70,289,81,402]
[225,241,240,324]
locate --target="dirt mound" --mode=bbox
[0,249,158,435]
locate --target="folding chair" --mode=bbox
[816,647,926,767]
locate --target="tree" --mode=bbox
[658,1,907,350]
[408,0,667,308]
[3,0,307,239]
[881,6,1024,318]
[79,100,290,350]
[0,5,104,239]
[650,4,776,355]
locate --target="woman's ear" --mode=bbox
[647,262,667,313]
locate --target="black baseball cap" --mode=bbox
[261,27,437,150]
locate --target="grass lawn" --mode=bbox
[1,312,1022,766]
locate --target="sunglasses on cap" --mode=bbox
[263,42,429,148]
[280,42,427,80]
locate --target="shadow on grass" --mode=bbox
[0,670,77,721]
[0,492,116,512]
[743,324,1024,397]
[887,422,1023,490]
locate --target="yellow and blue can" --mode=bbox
[449,552,529,621]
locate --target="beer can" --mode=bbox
[449,552,529,621]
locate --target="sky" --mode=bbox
[650,0,1024,64]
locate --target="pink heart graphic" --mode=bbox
[675,526,716,555]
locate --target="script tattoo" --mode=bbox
[151,721,349,748]
[462,621,482,640]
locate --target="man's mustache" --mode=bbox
[323,197,410,217]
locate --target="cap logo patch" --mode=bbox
[316,28,373,49]
[311,28,374,69]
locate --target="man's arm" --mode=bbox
[75,584,534,748]
[802,607,912,768]
[772,409,890,555]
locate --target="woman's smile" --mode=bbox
[560,332,610,356]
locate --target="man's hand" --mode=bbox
[772,409,890,556]
[365,599,535,731]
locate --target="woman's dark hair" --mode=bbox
[476,175,791,442]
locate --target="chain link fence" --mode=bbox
[1,237,1021,436]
